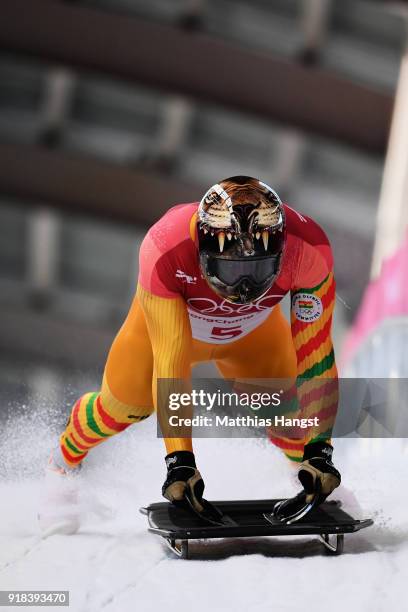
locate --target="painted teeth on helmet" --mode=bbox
[278,226,283,232]
[227,232,232,240]
[211,230,214,236]
[203,227,208,234]
[256,232,261,240]
[218,231,225,253]
[262,230,269,251]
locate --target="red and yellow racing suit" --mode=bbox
[60,203,338,465]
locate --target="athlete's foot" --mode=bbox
[38,445,82,537]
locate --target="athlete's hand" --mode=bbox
[162,451,205,513]
[298,441,341,502]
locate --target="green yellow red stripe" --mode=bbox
[85,393,109,438]
[60,392,137,467]
[270,268,338,461]
[96,396,130,433]
[73,397,101,445]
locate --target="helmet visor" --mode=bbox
[206,254,280,287]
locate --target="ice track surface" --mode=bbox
[0,416,407,612]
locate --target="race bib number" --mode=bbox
[187,307,272,344]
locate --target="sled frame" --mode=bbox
[140,498,373,559]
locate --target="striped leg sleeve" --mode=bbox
[59,377,152,467]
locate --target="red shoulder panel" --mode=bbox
[138,202,198,297]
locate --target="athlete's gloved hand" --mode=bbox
[162,451,205,513]
[298,441,341,502]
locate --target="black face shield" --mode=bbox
[200,251,282,304]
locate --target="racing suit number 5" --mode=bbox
[210,326,242,340]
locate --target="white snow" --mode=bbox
[0,417,407,612]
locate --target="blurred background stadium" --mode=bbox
[1,0,408,428]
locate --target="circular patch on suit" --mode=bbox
[292,293,323,322]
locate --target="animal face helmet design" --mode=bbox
[197,176,286,304]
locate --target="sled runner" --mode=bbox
[140,498,373,558]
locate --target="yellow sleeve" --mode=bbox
[137,283,193,453]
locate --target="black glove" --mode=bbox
[298,441,341,502]
[162,451,205,513]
